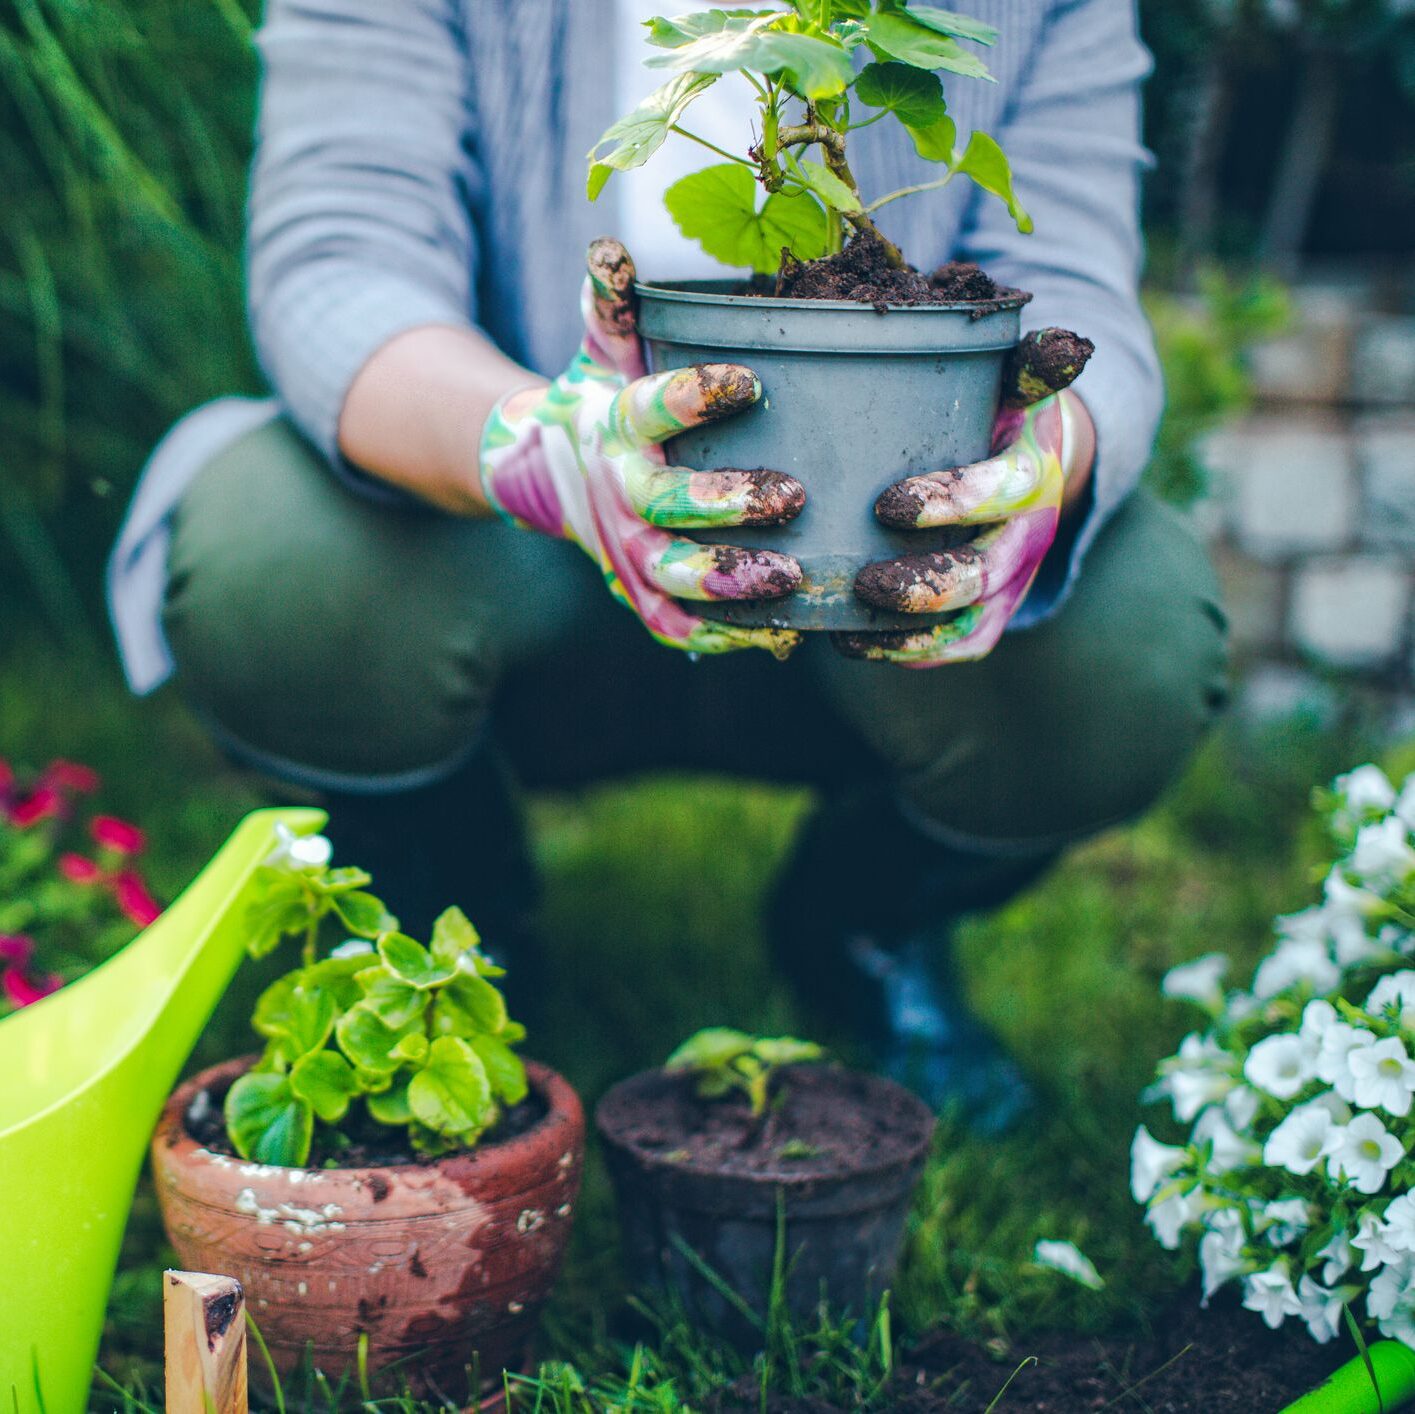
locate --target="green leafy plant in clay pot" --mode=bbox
[596,1027,935,1342]
[150,826,584,1403]
[588,3,1093,633]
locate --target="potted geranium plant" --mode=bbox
[1133,764,1415,1369]
[596,1027,935,1339]
[588,4,1092,631]
[151,827,584,1402]
[0,757,161,1014]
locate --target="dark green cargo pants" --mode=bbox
[163,418,1229,854]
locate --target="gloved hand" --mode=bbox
[479,239,804,659]
[838,329,1093,668]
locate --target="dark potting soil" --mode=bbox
[762,230,1029,314]
[709,1295,1342,1413]
[184,1075,547,1169]
[597,1065,929,1179]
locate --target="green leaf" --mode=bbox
[954,129,1032,232]
[242,870,308,959]
[469,1033,529,1106]
[901,5,997,45]
[331,890,396,938]
[903,110,957,162]
[854,61,945,126]
[289,1049,359,1124]
[429,906,492,972]
[664,163,829,274]
[335,1003,419,1077]
[378,932,454,989]
[355,964,426,1029]
[647,23,855,100]
[320,865,373,891]
[367,1079,412,1126]
[433,971,508,1038]
[408,1036,495,1140]
[796,157,862,214]
[225,1072,313,1167]
[303,950,373,1010]
[586,71,719,200]
[645,9,778,47]
[753,1036,826,1066]
[392,1031,430,1065]
[863,11,993,78]
[253,978,337,1060]
[666,1026,756,1071]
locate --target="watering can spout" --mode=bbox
[0,807,326,1414]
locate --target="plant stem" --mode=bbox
[302,914,319,971]
[865,170,957,214]
[670,125,755,168]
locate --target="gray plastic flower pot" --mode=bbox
[636,280,1028,633]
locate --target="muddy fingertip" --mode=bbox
[692,363,762,420]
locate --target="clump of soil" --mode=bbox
[184,1074,546,1169]
[596,1065,930,1179]
[708,1296,1342,1413]
[767,230,1028,313]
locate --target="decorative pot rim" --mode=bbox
[155,1053,584,1191]
[594,1063,936,1189]
[634,277,1033,317]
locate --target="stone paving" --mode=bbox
[1194,277,1415,698]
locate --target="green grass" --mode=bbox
[0,630,1393,1410]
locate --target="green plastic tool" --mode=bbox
[0,807,325,1414]
[1280,1340,1415,1413]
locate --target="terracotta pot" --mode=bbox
[152,1056,583,1402]
[596,1066,934,1346]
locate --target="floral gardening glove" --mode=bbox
[479,239,805,659]
[837,329,1093,668]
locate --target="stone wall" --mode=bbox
[1196,275,1415,693]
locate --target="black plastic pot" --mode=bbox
[636,280,1028,632]
[596,1066,935,1343]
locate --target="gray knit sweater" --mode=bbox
[111,0,1161,691]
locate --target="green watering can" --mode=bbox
[0,807,324,1414]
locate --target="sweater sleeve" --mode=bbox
[955,0,1163,627]
[246,0,479,492]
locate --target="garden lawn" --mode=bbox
[0,632,1399,1411]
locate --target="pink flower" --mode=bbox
[57,852,102,884]
[112,870,161,927]
[41,760,100,794]
[2,968,62,1008]
[90,815,145,856]
[0,935,34,967]
[8,787,62,828]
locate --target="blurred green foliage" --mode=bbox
[1144,269,1291,507]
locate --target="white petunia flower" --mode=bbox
[1319,1022,1378,1101]
[1397,775,1415,832]
[1262,1197,1315,1247]
[1335,765,1396,820]
[1326,865,1381,919]
[1199,1211,1250,1303]
[1316,1229,1354,1285]
[1032,1240,1104,1290]
[1158,1032,1236,1122]
[1297,1275,1345,1344]
[1244,1033,1314,1099]
[1263,1102,1336,1176]
[1351,817,1415,889]
[264,823,333,872]
[1146,1188,1208,1251]
[1328,1113,1405,1195]
[1253,937,1341,1001]
[1130,1126,1187,1203]
[1224,1084,1261,1131]
[1242,1266,1304,1329]
[1368,972,1415,1031]
[1224,991,1260,1024]
[1368,1257,1415,1345]
[1194,1107,1259,1172]
[1348,1036,1415,1116]
[1162,953,1229,1010]
[1384,1195,1415,1256]
[1354,1210,1405,1272]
